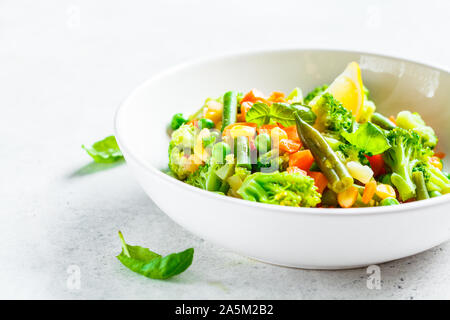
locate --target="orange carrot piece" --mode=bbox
[289,150,315,171]
[283,125,301,143]
[362,180,377,204]
[308,171,328,193]
[241,89,268,104]
[268,91,286,103]
[279,139,301,154]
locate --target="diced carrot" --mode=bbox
[389,115,397,125]
[286,166,308,175]
[308,171,328,193]
[241,89,268,104]
[362,180,377,204]
[337,186,358,208]
[289,150,315,171]
[429,156,443,170]
[279,139,301,154]
[268,91,286,103]
[365,154,385,177]
[238,101,253,122]
[434,151,446,159]
[283,125,301,143]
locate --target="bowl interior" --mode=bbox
[116,49,450,173]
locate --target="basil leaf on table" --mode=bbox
[116,231,194,280]
[82,135,123,163]
[341,122,391,155]
[245,102,316,127]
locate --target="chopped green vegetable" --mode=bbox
[383,128,422,201]
[413,160,450,194]
[116,231,193,280]
[168,124,197,179]
[198,118,215,129]
[396,111,437,148]
[380,197,400,206]
[255,133,271,154]
[304,84,328,105]
[245,102,315,127]
[295,112,354,193]
[341,122,391,155]
[170,113,188,130]
[237,171,321,207]
[82,135,123,163]
[310,93,354,133]
[370,112,396,130]
[221,91,238,131]
[286,87,303,103]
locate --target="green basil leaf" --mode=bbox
[245,102,271,126]
[269,103,297,126]
[116,231,194,280]
[341,122,390,155]
[246,102,316,127]
[82,135,123,163]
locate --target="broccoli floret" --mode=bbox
[396,111,437,148]
[168,124,198,179]
[338,143,370,166]
[304,84,328,105]
[413,161,450,194]
[383,128,422,201]
[185,163,225,191]
[359,100,376,123]
[237,171,321,207]
[311,93,354,133]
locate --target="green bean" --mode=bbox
[255,133,271,154]
[380,197,400,206]
[294,112,353,193]
[412,171,429,200]
[235,136,251,170]
[429,190,442,198]
[211,142,231,164]
[321,189,338,207]
[371,112,396,130]
[221,91,238,131]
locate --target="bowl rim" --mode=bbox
[115,47,450,217]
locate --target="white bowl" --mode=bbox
[115,49,450,269]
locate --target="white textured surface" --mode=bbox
[1,0,449,299]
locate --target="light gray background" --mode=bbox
[1,0,449,299]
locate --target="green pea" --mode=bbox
[198,118,215,129]
[211,142,231,164]
[170,113,187,130]
[380,197,400,206]
[429,191,442,198]
[255,133,271,154]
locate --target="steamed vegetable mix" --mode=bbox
[166,62,448,208]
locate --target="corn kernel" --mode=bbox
[229,125,256,138]
[376,183,396,199]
